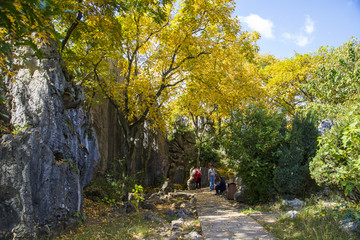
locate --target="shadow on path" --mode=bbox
[194,189,276,240]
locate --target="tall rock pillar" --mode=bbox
[0,39,100,239]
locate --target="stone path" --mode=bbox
[194,189,276,240]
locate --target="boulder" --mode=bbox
[168,192,194,201]
[234,190,247,203]
[161,179,174,194]
[285,210,300,218]
[147,193,164,205]
[166,209,176,218]
[200,167,209,188]
[282,199,305,209]
[318,119,334,136]
[187,168,197,190]
[90,88,169,188]
[171,218,184,232]
[144,214,158,221]
[141,201,157,210]
[0,39,99,238]
[340,218,360,234]
[184,231,202,240]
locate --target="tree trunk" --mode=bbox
[116,111,137,176]
[197,140,202,168]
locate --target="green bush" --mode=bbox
[224,104,286,203]
[310,108,360,201]
[198,140,221,167]
[274,112,318,198]
[84,171,139,203]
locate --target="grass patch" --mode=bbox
[57,199,168,240]
[260,202,358,240]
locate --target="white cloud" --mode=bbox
[283,33,310,47]
[305,15,315,34]
[238,14,274,39]
[281,15,315,47]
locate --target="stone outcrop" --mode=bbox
[90,98,123,175]
[0,39,99,239]
[168,130,196,185]
[90,99,169,186]
[187,167,209,190]
[318,119,334,136]
[133,121,169,187]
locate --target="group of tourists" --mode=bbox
[193,165,226,195]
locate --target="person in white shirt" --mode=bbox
[208,165,215,191]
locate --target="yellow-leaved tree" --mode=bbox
[261,53,318,115]
[169,30,263,166]
[56,0,247,175]
[0,0,63,121]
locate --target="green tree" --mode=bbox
[273,112,318,198]
[224,104,285,203]
[307,38,360,105]
[303,38,360,120]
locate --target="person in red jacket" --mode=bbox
[194,168,202,190]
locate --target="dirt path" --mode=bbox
[194,189,276,240]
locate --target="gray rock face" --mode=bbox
[0,39,99,238]
[90,99,169,187]
[169,131,196,185]
[140,123,169,187]
[90,98,122,175]
[187,168,197,190]
[186,167,209,190]
[318,119,334,135]
[282,199,305,209]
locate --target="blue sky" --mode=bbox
[234,0,360,59]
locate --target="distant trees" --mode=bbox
[225,38,360,203]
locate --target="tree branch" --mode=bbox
[61,8,83,52]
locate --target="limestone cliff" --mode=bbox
[90,99,169,187]
[168,130,197,185]
[0,40,99,239]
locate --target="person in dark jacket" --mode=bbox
[215,176,226,195]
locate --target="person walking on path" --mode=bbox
[208,165,215,191]
[194,168,202,190]
[215,176,226,195]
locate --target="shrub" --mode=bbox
[274,112,319,198]
[224,104,286,203]
[198,140,221,167]
[310,108,360,202]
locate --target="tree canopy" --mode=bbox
[2,0,360,201]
